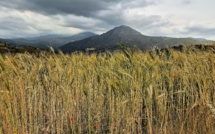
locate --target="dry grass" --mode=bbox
[0,46,215,134]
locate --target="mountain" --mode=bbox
[189,37,207,41]
[26,34,67,40]
[0,32,96,50]
[59,25,148,52]
[59,25,215,53]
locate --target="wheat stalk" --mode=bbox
[205,103,215,118]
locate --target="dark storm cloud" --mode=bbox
[28,0,111,16]
[0,0,157,31]
[0,0,154,17]
[2,0,154,30]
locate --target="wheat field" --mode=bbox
[0,46,215,134]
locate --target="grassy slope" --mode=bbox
[0,46,215,133]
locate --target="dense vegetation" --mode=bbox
[0,43,41,54]
[0,46,215,133]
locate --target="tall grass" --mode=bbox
[0,46,215,133]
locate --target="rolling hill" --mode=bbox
[59,25,215,53]
[0,32,96,50]
[0,42,42,54]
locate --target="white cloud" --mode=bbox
[0,6,82,38]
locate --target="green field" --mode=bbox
[0,46,215,134]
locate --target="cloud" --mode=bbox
[184,26,215,35]
[0,0,154,17]
[59,14,104,31]
[181,0,192,4]
[1,0,214,40]
[0,0,156,26]
[60,8,166,35]
[0,0,160,37]
[0,17,28,31]
[0,15,52,38]
[0,6,84,38]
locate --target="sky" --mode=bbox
[0,0,215,40]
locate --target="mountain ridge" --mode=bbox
[1,25,214,53]
[0,32,97,50]
[59,25,215,53]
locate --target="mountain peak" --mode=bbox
[112,25,137,31]
[106,25,143,37]
[59,25,215,53]
[115,25,132,29]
